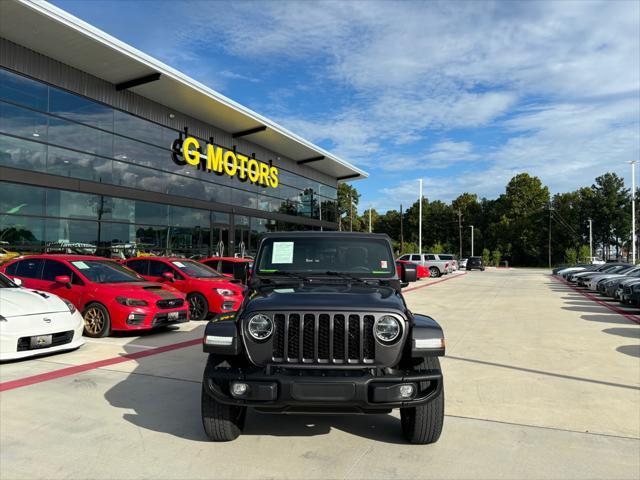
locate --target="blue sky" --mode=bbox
[52,0,640,212]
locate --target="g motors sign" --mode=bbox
[172,136,279,188]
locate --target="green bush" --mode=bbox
[492,249,502,267]
[482,248,490,266]
[578,245,591,263]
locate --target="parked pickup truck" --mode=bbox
[397,253,450,277]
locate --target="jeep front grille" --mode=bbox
[271,312,377,364]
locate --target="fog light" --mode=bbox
[399,384,415,398]
[231,382,248,396]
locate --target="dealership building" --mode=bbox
[0,0,366,258]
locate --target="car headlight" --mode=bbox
[247,314,273,340]
[62,298,77,314]
[215,288,234,296]
[374,315,401,343]
[116,297,148,307]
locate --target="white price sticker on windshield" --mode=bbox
[272,242,294,264]
[381,261,388,268]
[72,261,89,269]
[173,261,186,268]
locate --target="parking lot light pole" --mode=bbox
[629,161,637,263]
[469,225,474,257]
[419,179,423,255]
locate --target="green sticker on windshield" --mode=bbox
[372,270,389,274]
[260,269,278,273]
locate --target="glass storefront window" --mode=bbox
[0,134,46,171]
[45,190,101,220]
[0,214,44,251]
[49,87,114,131]
[43,217,99,247]
[0,101,48,140]
[114,110,177,149]
[0,182,45,216]
[47,115,113,158]
[0,69,48,111]
[169,205,209,229]
[134,200,168,226]
[47,145,113,183]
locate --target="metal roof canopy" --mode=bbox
[0,0,367,182]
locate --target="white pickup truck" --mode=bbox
[397,253,452,277]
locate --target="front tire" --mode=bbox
[429,267,441,278]
[188,293,209,320]
[83,303,111,338]
[400,357,444,444]
[201,385,246,441]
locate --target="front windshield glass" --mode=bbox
[439,254,454,260]
[171,260,223,278]
[71,260,144,283]
[256,237,395,277]
[0,273,18,288]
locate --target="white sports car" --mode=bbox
[0,273,84,361]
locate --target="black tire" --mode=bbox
[400,357,444,444]
[429,267,441,278]
[188,292,209,320]
[83,302,112,338]
[201,385,246,441]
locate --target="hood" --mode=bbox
[99,282,184,300]
[620,278,640,287]
[192,277,243,293]
[244,283,405,314]
[0,287,68,317]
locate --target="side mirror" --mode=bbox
[400,263,417,283]
[55,275,72,289]
[162,272,175,282]
[12,277,22,287]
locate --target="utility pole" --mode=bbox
[458,209,462,258]
[400,204,404,254]
[630,161,637,263]
[548,202,552,268]
[369,205,372,233]
[470,225,474,257]
[349,193,353,232]
[589,219,593,261]
[418,179,423,255]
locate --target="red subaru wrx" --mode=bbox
[1,255,188,337]
[122,257,244,320]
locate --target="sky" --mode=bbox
[52,0,640,212]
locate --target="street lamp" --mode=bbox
[418,179,423,255]
[628,161,637,263]
[469,225,474,257]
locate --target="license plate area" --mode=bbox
[168,311,179,321]
[30,334,52,349]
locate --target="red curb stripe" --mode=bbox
[403,272,468,293]
[551,275,640,325]
[0,338,202,393]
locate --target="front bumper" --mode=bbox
[203,364,443,412]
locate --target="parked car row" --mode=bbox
[555,262,640,306]
[0,254,250,361]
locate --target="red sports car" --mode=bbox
[1,255,188,337]
[199,256,253,282]
[396,260,430,279]
[122,257,244,320]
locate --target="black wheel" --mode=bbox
[201,385,246,441]
[400,357,444,444]
[429,267,441,278]
[188,293,209,320]
[83,302,111,338]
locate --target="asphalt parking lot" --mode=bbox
[1,269,639,479]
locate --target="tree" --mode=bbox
[590,173,630,260]
[578,245,591,263]
[360,208,380,233]
[375,209,402,240]
[492,249,502,267]
[337,183,361,231]
[564,247,577,265]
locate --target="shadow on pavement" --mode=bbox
[617,345,640,358]
[602,327,640,339]
[103,324,409,444]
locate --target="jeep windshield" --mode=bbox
[255,237,395,277]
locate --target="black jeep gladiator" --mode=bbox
[200,232,445,444]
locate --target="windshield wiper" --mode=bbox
[323,271,373,285]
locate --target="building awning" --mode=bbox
[0,0,367,182]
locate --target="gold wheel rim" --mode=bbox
[84,307,105,334]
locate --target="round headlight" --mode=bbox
[374,315,401,343]
[247,314,273,340]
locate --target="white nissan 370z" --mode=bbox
[0,272,84,361]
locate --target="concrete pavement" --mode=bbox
[1,269,638,479]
